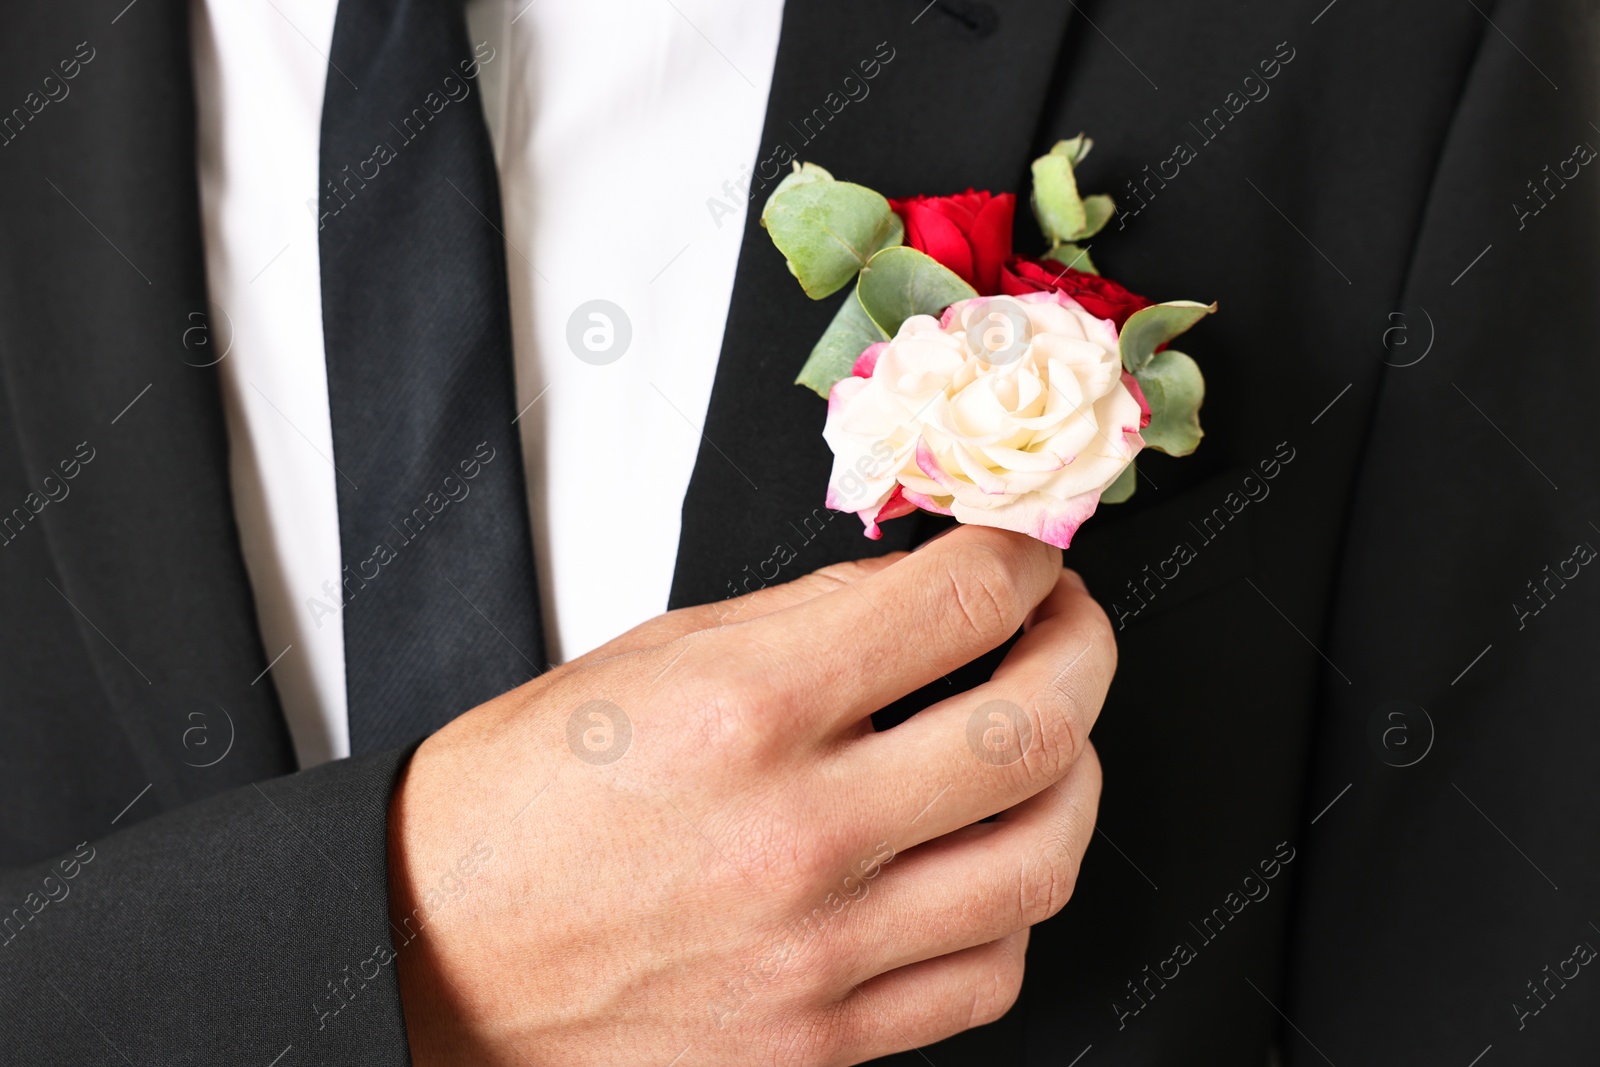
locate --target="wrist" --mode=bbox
[386,741,473,1063]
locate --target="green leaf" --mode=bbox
[1030,153,1086,246]
[760,162,834,217]
[1050,135,1095,167]
[794,286,888,397]
[855,246,978,337]
[1135,349,1206,456]
[1078,194,1116,239]
[1034,139,1113,242]
[1101,461,1138,504]
[1119,301,1215,374]
[760,174,903,300]
[1043,242,1099,276]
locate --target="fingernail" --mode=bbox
[1062,568,1088,593]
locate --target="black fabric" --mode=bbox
[319,0,544,754]
[0,0,297,857]
[0,0,1596,1064]
[0,1,416,1062]
[1286,2,1600,1061]
[1,748,416,1065]
[671,1,1600,1064]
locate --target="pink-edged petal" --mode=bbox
[914,436,963,494]
[1013,288,1085,315]
[865,485,919,538]
[1015,288,1121,349]
[900,487,955,516]
[1029,490,1104,549]
[826,476,894,516]
[853,341,888,379]
[1121,370,1151,429]
[950,489,1103,550]
[826,373,869,418]
[853,501,889,539]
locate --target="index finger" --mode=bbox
[730,525,1062,731]
[566,554,907,670]
[834,567,1116,850]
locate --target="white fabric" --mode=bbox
[191,0,784,767]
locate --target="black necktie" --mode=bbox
[318,0,543,754]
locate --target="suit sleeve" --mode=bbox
[1286,1,1600,1062]
[0,749,417,1066]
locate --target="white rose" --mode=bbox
[822,290,1148,548]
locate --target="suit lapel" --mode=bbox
[671,0,1080,610]
[0,0,295,803]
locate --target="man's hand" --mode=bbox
[388,526,1115,1066]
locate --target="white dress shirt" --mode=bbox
[191,0,784,767]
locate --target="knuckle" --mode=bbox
[1017,845,1079,927]
[1015,602,1120,782]
[1023,677,1088,780]
[662,633,789,751]
[939,543,1022,644]
[966,947,1026,1029]
[778,938,839,1004]
[688,680,769,753]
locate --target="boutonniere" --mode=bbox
[760,136,1214,549]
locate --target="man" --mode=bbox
[1,0,1595,1064]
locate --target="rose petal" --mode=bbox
[824,282,1166,550]
[899,202,976,289]
[862,485,919,539]
[1121,370,1152,429]
[914,436,963,495]
[853,341,888,380]
[948,487,1103,550]
[898,486,954,516]
[968,194,1015,294]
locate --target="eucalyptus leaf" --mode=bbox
[1135,348,1206,456]
[761,178,904,300]
[1119,301,1215,374]
[1078,194,1116,239]
[1101,461,1138,504]
[1051,135,1095,167]
[1044,243,1099,276]
[1030,153,1086,246]
[760,162,834,220]
[794,286,888,397]
[856,246,978,337]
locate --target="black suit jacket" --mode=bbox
[3,0,1596,1063]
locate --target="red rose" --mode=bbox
[889,190,1015,295]
[1000,256,1153,328]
